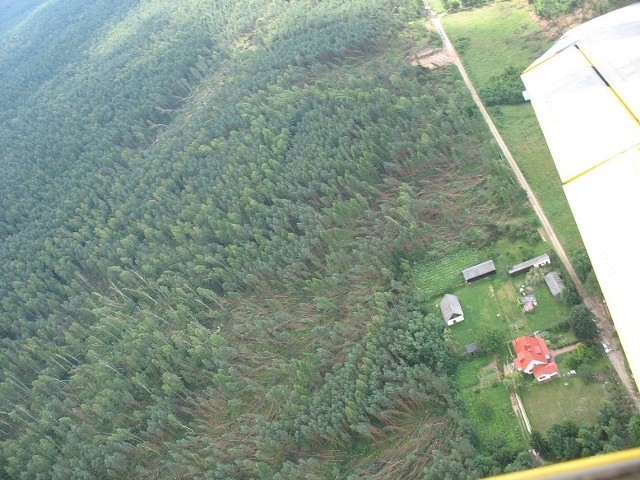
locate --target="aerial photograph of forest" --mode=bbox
[0,0,638,478]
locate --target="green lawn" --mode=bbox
[442,0,549,87]
[525,282,572,334]
[494,281,529,336]
[520,369,611,432]
[447,271,572,350]
[452,278,506,347]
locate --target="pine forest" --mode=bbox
[1,0,636,478]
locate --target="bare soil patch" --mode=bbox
[408,47,453,69]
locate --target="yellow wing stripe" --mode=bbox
[483,447,640,480]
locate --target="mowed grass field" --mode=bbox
[442,0,586,258]
[521,363,611,432]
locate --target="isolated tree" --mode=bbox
[570,304,599,341]
[478,326,507,355]
[561,280,581,306]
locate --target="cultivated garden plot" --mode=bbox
[415,248,481,303]
[455,356,526,450]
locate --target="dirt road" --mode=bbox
[427,8,639,409]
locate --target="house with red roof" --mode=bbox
[512,335,559,382]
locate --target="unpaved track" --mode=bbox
[426,7,640,409]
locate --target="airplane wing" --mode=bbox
[521,3,640,390]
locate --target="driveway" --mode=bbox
[551,343,577,359]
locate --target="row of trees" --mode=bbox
[531,397,640,461]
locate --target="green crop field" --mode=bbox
[414,248,482,303]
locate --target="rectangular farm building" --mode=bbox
[545,271,565,299]
[462,260,496,283]
[508,253,551,277]
[440,294,464,326]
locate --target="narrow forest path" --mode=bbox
[425,6,640,409]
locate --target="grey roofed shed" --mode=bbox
[544,271,565,299]
[440,294,464,326]
[508,253,551,276]
[462,260,496,283]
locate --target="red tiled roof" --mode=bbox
[533,362,559,381]
[512,336,552,373]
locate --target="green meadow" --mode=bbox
[521,361,612,431]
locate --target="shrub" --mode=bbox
[454,36,471,53]
[530,0,582,18]
[444,0,492,11]
[570,304,598,341]
[480,66,527,106]
[572,250,593,283]
[561,280,581,306]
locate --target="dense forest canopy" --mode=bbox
[3,0,633,478]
